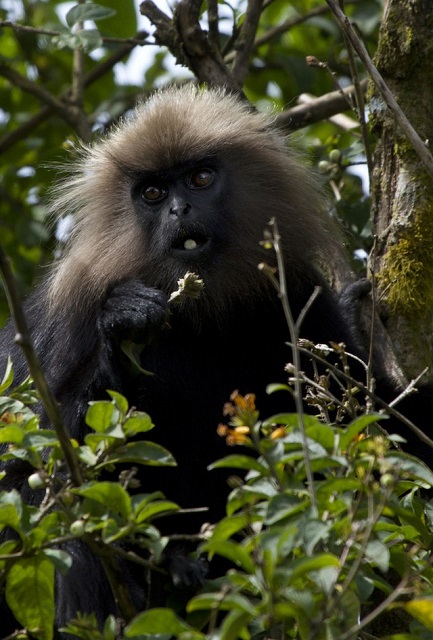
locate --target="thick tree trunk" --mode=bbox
[370,0,433,382]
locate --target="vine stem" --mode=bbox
[0,243,83,486]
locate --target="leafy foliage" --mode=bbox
[0,0,382,323]
[2,358,433,639]
[2,2,432,639]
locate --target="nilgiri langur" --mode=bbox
[0,84,430,632]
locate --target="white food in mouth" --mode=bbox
[184,239,198,250]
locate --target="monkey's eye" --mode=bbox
[141,184,167,203]
[188,168,215,189]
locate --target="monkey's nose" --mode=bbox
[170,200,191,217]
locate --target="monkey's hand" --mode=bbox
[98,281,169,347]
[167,552,209,590]
[338,278,372,354]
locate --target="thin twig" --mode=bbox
[326,0,433,180]
[0,243,83,487]
[335,1,373,179]
[0,31,148,154]
[366,237,378,401]
[0,66,67,114]
[262,219,318,511]
[340,572,411,640]
[224,1,363,63]
[389,367,429,408]
[0,20,149,46]
[298,344,433,450]
[84,535,138,623]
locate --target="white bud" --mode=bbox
[184,239,198,250]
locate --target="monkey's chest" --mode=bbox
[125,318,290,523]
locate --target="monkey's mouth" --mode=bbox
[171,229,210,255]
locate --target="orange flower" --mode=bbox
[270,426,287,440]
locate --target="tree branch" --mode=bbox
[275,79,367,131]
[207,0,220,50]
[140,0,241,91]
[231,0,264,86]
[139,1,180,58]
[175,0,239,90]
[224,1,363,63]
[326,0,433,180]
[0,66,67,115]
[70,10,92,142]
[0,31,148,154]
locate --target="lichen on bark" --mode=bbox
[370,0,433,380]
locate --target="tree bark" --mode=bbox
[370,0,433,381]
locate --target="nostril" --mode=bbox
[170,202,191,217]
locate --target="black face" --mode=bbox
[131,158,227,262]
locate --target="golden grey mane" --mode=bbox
[46,84,339,313]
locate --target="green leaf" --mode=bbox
[266,494,309,525]
[305,423,335,451]
[0,424,25,445]
[209,454,269,474]
[217,609,252,640]
[288,554,340,582]
[43,549,72,575]
[125,608,203,638]
[103,615,117,640]
[188,592,257,616]
[266,382,293,395]
[404,598,433,630]
[123,413,154,436]
[22,430,59,448]
[319,475,361,491]
[0,490,23,531]
[121,341,154,376]
[337,590,360,631]
[66,3,116,28]
[262,413,323,430]
[106,390,129,415]
[73,482,131,519]
[385,453,433,486]
[209,513,260,542]
[262,412,300,428]
[203,540,256,573]
[77,29,103,53]
[85,401,117,432]
[76,445,98,466]
[100,441,176,467]
[309,566,339,595]
[133,499,179,523]
[302,519,330,555]
[6,553,55,640]
[98,0,137,38]
[0,357,14,393]
[0,396,27,415]
[340,413,386,450]
[365,540,390,573]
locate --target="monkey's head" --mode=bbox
[47,84,340,315]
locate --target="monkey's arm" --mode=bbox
[0,281,169,438]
